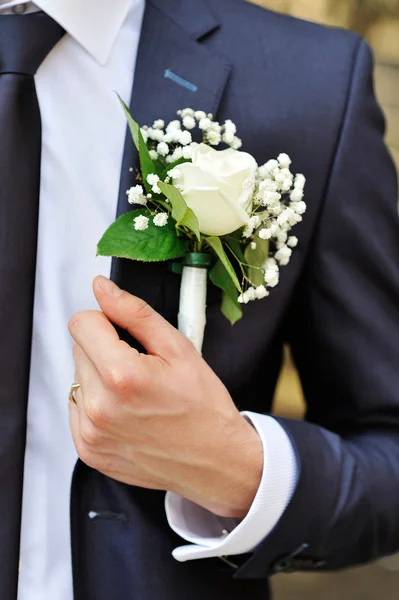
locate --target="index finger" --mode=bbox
[68,310,135,373]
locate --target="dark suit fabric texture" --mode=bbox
[5,0,399,598]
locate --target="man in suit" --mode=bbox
[1,0,399,599]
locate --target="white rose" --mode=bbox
[173,143,257,236]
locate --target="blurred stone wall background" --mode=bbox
[250,0,399,177]
[246,1,399,598]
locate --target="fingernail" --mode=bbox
[95,276,122,297]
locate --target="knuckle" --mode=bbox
[85,399,110,429]
[80,419,102,447]
[68,310,103,335]
[131,297,153,321]
[172,333,197,361]
[103,365,133,396]
[68,313,82,335]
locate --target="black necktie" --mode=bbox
[0,13,64,598]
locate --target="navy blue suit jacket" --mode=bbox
[67,0,399,598]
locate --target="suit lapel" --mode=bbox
[111,0,232,312]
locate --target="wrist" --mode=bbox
[197,415,263,519]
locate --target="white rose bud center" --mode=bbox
[173,143,258,236]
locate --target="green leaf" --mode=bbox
[117,95,140,149]
[158,182,200,241]
[221,291,243,325]
[224,236,246,264]
[205,237,242,293]
[244,238,269,286]
[117,95,156,193]
[209,260,243,325]
[97,209,188,262]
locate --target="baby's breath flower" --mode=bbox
[147,173,161,194]
[207,130,222,145]
[260,179,278,193]
[180,108,195,118]
[287,236,298,248]
[209,121,221,133]
[269,223,280,237]
[167,168,181,180]
[149,150,158,161]
[287,210,302,226]
[277,208,294,227]
[294,200,307,215]
[147,173,159,186]
[222,131,235,144]
[250,241,257,250]
[280,168,293,180]
[266,257,278,269]
[133,215,149,231]
[277,230,288,244]
[294,174,306,189]
[166,120,181,132]
[195,110,207,121]
[170,147,183,162]
[270,204,283,217]
[224,119,237,134]
[243,226,253,239]
[259,228,272,240]
[148,128,164,142]
[262,191,281,206]
[260,159,278,176]
[249,215,261,229]
[277,153,292,168]
[290,188,304,202]
[199,117,212,131]
[153,213,168,227]
[153,119,165,130]
[231,137,242,150]
[255,285,269,299]
[126,185,146,205]
[275,169,293,192]
[264,267,279,288]
[282,178,293,192]
[243,215,261,238]
[157,142,169,156]
[238,287,256,304]
[179,130,192,146]
[182,146,193,159]
[182,115,196,130]
[275,245,292,266]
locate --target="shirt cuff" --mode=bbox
[165,412,298,562]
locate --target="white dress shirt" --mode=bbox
[0,1,297,598]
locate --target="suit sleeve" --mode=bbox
[235,39,399,580]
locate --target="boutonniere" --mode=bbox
[98,100,307,354]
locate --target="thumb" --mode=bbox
[93,276,184,358]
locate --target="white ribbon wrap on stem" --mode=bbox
[178,266,208,354]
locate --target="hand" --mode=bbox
[68,276,263,519]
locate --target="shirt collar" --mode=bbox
[34,0,138,64]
